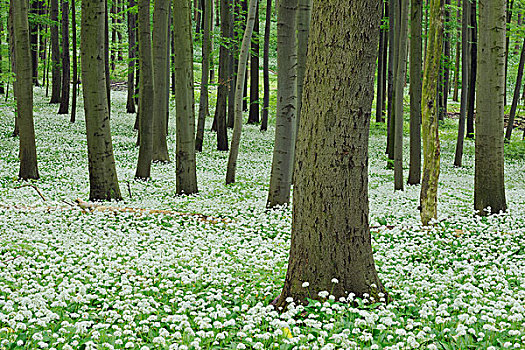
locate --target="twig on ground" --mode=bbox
[13,184,47,202]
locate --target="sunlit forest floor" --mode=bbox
[0,86,524,349]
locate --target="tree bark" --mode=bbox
[225,0,258,185]
[70,0,78,123]
[503,0,513,106]
[196,0,213,152]
[266,0,298,204]
[376,3,386,123]
[452,0,461,102]
[29,0,39,86]
[13,0,39,180]
[386,0,397,162]
[505,36,525,141]
[247,2,260,124]
[466,0,476,139]
[420,0,443,226]
[135,0,155,179]
[58,0,70,115]
[408,0,422,185]
[126,0,137,114]
[50,0,61,103]
[104,0,111,118]
[474,0,507,215]
[441,0,451,119]
[295,0,311,130]
[260,0,272,131]
[81,0,122,201]
[173,0,199,194]
[152,0,170,162]
[275,0,386,307]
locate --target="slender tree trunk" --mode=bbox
[505,36,525,141]
[50,0,61,103]
[466,0,476,139]
[117,0,123,62]
[386,0,397,161]
[171,15,176,96]
[213,0,230,150]
[70,0,78,123]
[225,0,258,185]
[104,0,111,118]
[408,0,422,185]
[196,0,213,152]
[260,0,272,131]
[503,0,513,106]
[0,11,4,94]
[452,0,461,101]
[247,2,260,124]
[295,0,311,131]
[58,0,70,115]
[441,0,451,118]
[173,0,199,194]
[266,0,298,204]
[454,0,469,166]
[376,3,386,123]
[227,0,237,129]
[13,0,39,180]
[275,0,386,308]
[29,0,39,86]
[420,0,443,226]
[135,0,155,179]
[81,0,122,201]
[475,0,506,215]
[126,0,137,114]
[111,2,116,71]
[152,0,170,162]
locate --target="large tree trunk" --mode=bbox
[70,0,78,123]
[295,0,311,130]
[260,0,272,131]
[247,3,260,124]
[225,0,258,185]
[126,0,137,114]
[505,36,525,141]
[275,0,386,307]
[81,0,122,201]
[453,0,469,166]
[196,0,213,152]
[173,0,198,195]
[49,0,61,103]
[265,0,298,204]
[58,0,70,115]
[152,0,170,162]
[420,0,442,226]
[13,0,39,180]
[474,0,507,215]
[408,0,422,185]
[393,0,409,191]
[213,0,230,150]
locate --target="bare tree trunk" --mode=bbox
[225,0,258,185]
[260,0,272,131]
[441,0,451,118]
[452,0,461,102]
[173,0,199,194]
[70,0,78,123]
[29,0,39,86]
[13,0,39,180]
[466,0,476,139]
[503,0,514,106]
[58,0,70,115]
[126,0,137,114]
[247,2,260,124]
[104,0,111,119]
[295,0,311,131]
[376,2,386,123]
[505,36,525,141]
[454,0,469,167]
[50,0,61,103]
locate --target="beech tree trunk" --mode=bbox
[466,0,476,139]
[454,0,469,167]
[247,3,260,124]
[135,0,155,179]
[50,0,61,103]
[81,0,122,201]
[29,0,39,86]
[58,0,70,115]
[275,0,386,307]
[420,0,443,226]
[70,0,78,123]
[225,0,258,185]
[474,0,507,215]
[126,0,137,114]
[452,0,461,102]
[173,0,198,194]
[13,0,39,180]
[266,0,298,204]
[152,0,170,162]
[295,0,311,130]
[376,3,386,123]
[505,36,525,141]
[260,0,272,131]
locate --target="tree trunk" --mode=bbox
[111,2,116,71]
[0,10,4,94]
[376,3,386,123]
[104,0,111,118]
[393,0,409,191]
[408,0,422,185]
[152,0,170,162]
[70,0,78,123]
[505,36,525,141]
[452,0,461,102]
[213,0,230,150]
[135,0,155,179]
[260,0,272,131]
[225,0,258,185]
[173,0,199,194]
[295,0,312,131]
[275,0,386,307]
[227,0,238,129]
[386,0,397,162]
[13,0,39,180]
[503,0,513,106]
[58,0,70,115]
[454,0,469,167]
[441,0,451,119]
[29,0,39,86]
[474,0,507,215]
[247,3,260,124]
[466,0,476,139]
[196,0,213,152]
[126,0,137,114]
[266,0,298,204]
[420,0,443,226]
[81,0,122,201]
[50,0,61,103]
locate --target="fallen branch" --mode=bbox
[13,184,47,202]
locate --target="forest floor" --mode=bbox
[0,87,524,350]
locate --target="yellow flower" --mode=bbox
[282,327,293,339]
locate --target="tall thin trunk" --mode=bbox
[408,0,422,185]
[70,0,78,123]
[386,0,397,161]
[0,11,4,94]
[420,0,443,226]
[441,0,451,118]
[454,0,469,166]
[226,0,259,185]
[466,0,476,139]
[227,0,238,129]
[504,36,525,141]
[376,3,386,123]
[111,2,116,71]
[104,0,111,118]
[247,2,260,124]
[13,0,39,180]
[126,0,137,114]
[196,0,213,152]
[452,0,461,101]
[29,0,39,86]
[503,0,513,106]
[135,0,155,179]
[152,0,170,162]
[260,0,272,131]
[50,0,61,103]
[58,0,70,115]
[117,0,123,61]
[173,0,198,194]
